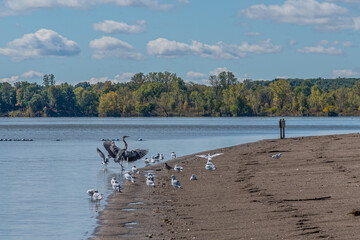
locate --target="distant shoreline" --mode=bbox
[91,133,360,239]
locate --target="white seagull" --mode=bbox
[171,175,181,188]
[124,171,135,183]
[190,174,197,181]
[143,158,150,165]
[159,153,164,160]
[205,161,216,170]
[87,189,98,197]
[92,192,103,201]
[131,166,140,174]
[271,153,282,159]
[146,176,155,187]
[196,153,223,161]
[147,173,154,181]
[174,164,183,172]
[151,157,156,163]
[111,177,117,185]
[111,179,121,192]
[171,152,176,159]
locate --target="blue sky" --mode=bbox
[1,0,360,85]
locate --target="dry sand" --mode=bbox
[91,133,360,240]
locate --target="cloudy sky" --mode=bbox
[1,0,360,85]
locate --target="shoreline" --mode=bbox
[91,133,360,239]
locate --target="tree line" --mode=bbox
[1,72,360,117]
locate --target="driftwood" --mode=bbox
[283,196,331,202]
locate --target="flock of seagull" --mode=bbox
[87,137,283,204]
[86,135,227,202]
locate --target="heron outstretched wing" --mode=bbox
[103,140,116,158]
[97,148,105,160]
[125,149,148,162]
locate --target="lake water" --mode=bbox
[1,117,360,240]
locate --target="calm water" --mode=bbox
[1,117,360,240]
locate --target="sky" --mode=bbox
[1,0,360,85]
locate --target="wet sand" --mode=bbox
[91,133,360,240]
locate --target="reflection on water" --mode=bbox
[0,117,359,239]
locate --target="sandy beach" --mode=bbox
[91,133,360,240]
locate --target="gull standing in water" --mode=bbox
[87,189,98,197]
[124,171,135,183]
[92,192,103,201]
[171,175,181,188]
[143,158,150,165]
[159,153,164,160]
[171,152,176,159]
[271,153,282,159]
[174,164,183,172]
[97,148,109,166]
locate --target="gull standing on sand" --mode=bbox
[271,153,282,159]
[174,164,183,172]
[146,175,155,187]
[111,178,121,192]
[124,171,135,183]
[190,174,197,180]
[131,166,140,174]
[147,173,154,181]
[171,175,181,188]
[171,152,176,159]
[205,159,216,170]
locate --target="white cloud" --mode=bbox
[147,38,281,59]
[186,71,206,80]
[93,20,146,34]
[239,0,360,31]
[88,72,134,84]
[0,29,80,61]
[243,32,261,36]
[296,45,343,55]
[319,40,354,47]
[209,67,230,76]
[21,70,44,78]
[333,69,358,77]
[89,36,143,60]
[1,0,172,14]
[0,70,44,84]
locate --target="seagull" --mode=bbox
[164,162,172,170]
[271,153,282,159]
[153,153,160,161]
[143,158,150,165]
[159,153,164,160]
[112,181,121,192]
[111,177,117,186]
[146,176,155,187]
[205,162,216,170]
[190,174,197,180]
[92,192,103,201]
[171,152,176,159]
[174,164,183,172]
[97,148,109,165]
[196,153,223,161]
[124,171,135,183]
[147,173,154,181]
[171,175,181,188]
[131,166,140,174]
[87,189,98,197]
[151,157,156,164]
